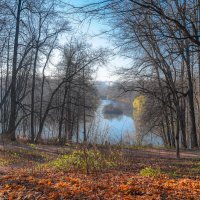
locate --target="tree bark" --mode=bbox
[8,0,22,141]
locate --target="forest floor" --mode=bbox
[1,142,200,199]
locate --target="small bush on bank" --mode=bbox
[140,167,161,177]
[51,148,117,173]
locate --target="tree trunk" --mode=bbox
[31,46,39,143]
[58,85,68,144]
[8,0,22,141]
[176,116,180,159]
[185,45,198,148]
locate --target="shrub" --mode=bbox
[140,167,161,177]
[52,149,117,173]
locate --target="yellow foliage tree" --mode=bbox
[132,95,146,121]
[132,95,146,144]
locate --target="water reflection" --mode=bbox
[86,99,136,144]
[103,113,123,120]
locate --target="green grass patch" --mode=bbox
[167,170,180,178]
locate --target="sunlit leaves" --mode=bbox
[1,171,200,199]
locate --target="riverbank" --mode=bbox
[1,143,200,199]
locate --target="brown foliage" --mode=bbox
[1,170,200,199]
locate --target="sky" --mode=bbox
[61,0,131,82]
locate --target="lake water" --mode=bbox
[82,100,163,146]
[15,99,163,146]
